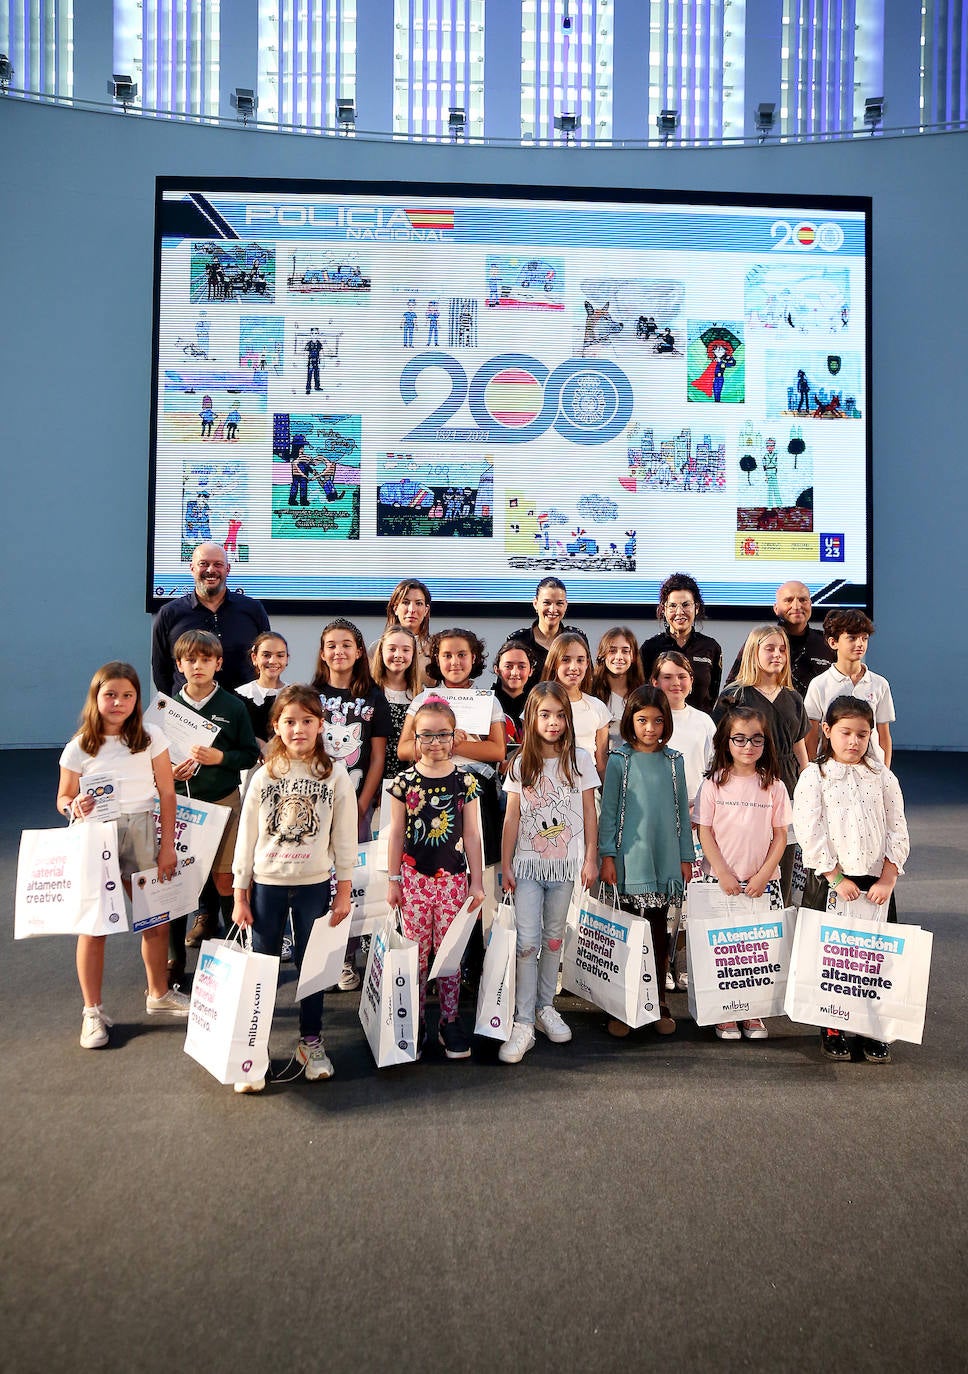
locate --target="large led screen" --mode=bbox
[148,178,871,613]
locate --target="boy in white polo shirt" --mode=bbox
[803,610,895,765]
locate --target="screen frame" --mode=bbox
[147,174,873,620]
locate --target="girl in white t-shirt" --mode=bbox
[592,626,644,751]
[500,682,600,1064]
[56,661,185,1050]
[542,632,611,776]
[695,705,791,1042]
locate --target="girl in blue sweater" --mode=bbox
[599,686,695,1038]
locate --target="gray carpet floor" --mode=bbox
[2,750,965,1374]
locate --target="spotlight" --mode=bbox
[336,97,356,134]
[864,96,885,134]
[0,54,13,93]
[755,101,776,142]
[448,106,466,140]
[657,108,679,144]
[231,87,257,124]
[554,111,580,143]
[107,74,138,110]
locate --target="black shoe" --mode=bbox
[438,1017,472,1060]
[862,1038,892,1064]
[820,1028,852,1060]
[167,958,186,989]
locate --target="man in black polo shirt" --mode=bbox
[151,541,270,695]
[726,580,834,697]
[151,542,270,973]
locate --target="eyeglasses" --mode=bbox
[729,734,765,748]
[416,730,455,743]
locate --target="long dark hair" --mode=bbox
[591,626,644,704]
[620,685,673,748]
[816,696,876,775]
[705,706,780,789]
[312,618,373,698]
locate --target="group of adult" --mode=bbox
[151,545,834,729]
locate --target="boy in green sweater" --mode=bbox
[168,630,259,981]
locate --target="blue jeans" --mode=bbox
[512,876,573,1025]
[250,880,331,1040]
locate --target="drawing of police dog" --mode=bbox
[582,300,624,355]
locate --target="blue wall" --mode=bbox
[1,97,966,748]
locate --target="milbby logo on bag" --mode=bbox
[247,983,264,1048]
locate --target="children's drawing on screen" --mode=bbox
[745,263,851,335]
[688,322,745,404]
[190,243,274,303]
[286,251,371,300]
[181,461,248,561]
[504,492,635,572]
[736,423,814,533]
[620,424,727,494]
[271,412,361,540]
[573,279,685,359]
[162,370,267,442]
[239,316,284,373]
[376,457,494,537]
[485,255,565,311]
[764,351,862,418]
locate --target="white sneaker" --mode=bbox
[535,1005,572,1044]
[665,970,675,992]
[498,1021,536,1064]
[741,1018,769,1040]
[337,959,361,992]
[80,1005,113,1049]
[234,1077,266,1094]
[145,987,191,1016]
[675,969,689,991]
[297,1037,334,1080]
[715,1021,741,1041]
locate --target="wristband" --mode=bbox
[829,871,843,887]
[388,874,403,882]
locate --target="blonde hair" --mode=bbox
[729,624,793,691]
[370,626,422,696]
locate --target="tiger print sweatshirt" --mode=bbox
[232,757,358,889]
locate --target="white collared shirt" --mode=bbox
[792,759,909,878]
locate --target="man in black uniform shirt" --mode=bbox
[726,580,834,697]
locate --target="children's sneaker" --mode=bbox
[715,1021,741,1040]
[337,959,361,992]
[499,1021,536,1064]
[861,1038,892,1064]
[664,970,675,992]
[741,1018,769,1040]
[280,934,294,964]
[535,1005,572,1044]
[297,1037,334,1080]
[80,1005,113,1049]
[145,987,191,1016]
[438,1017,472,1060]
[820,1028,852,1060]
[675,969,689,991]
[234,1077,266,1094]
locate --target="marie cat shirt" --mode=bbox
[317,685,392,797]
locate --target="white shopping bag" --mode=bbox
[296,914,351,1000]
[15,820,126,939]
[347,841,391,938]
[474,897,516,1041]
[784,905,932,1045]
[154,794,229,905]
[429,896,479,980]
[685,880,795,1026]
[561,886,659,1028]
[184,936,280,1085]
[358,910,419,1067]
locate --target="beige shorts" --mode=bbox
[210,790,242,876]
[117,811,157,881]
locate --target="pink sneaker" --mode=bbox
[715,1021,741,1040]
[741,1018,768,1040]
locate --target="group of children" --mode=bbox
[55,575,910,1084]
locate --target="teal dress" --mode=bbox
[599,744,695,900]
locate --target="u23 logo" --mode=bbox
[400,351,633,445]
